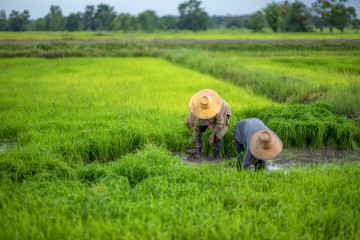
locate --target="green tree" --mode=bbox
[33,18,47,31]
[8,10,30,31]
[287,1,311,32]
[138,10,157,32]
[157,15,178,30]
[311,0,331,32]
[278,1,291,32]
[65,13,82,31]
[119,13,131,32]
[83,5,95,31]
[249,11,265,32]
[111,15,121,31]
[263,2,281,32]
[226,15,243,28]
[46,5,63,31]
[95,4,116,31]
[130,15,138,31]
[352,19,360,30]
[0,10,6,31]
[178,0,209,31]
[328,0,357,32]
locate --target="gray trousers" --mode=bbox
[194,124,222,159]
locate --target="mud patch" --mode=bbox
[174,147,360,170]
[267,148,360,171]
[0,138,15,153]
[175,152,230,165]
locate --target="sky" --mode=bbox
[0,0,359,19]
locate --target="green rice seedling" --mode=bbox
[1,146,359,239]
[0,57,274,167]
[202,103,359,156]
[1,29,360,41]
[0,33,360,240]
[164,48,360,117]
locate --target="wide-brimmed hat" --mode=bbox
[249,130,283,160]
[189,89,222,119]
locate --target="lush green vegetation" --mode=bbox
[1,146,360,239]
[1,35,359,239]
[1,28,360,41]
[0,57,358,164]
[0,57,275,162]
[165,49,360,119]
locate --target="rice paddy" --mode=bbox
[165,49,360,118]
[1,28,360,41]
[0,33,360,239]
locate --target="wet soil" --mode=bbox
[0,138,14,153]
[174,148,360,171]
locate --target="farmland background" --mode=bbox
[1,29,360,239]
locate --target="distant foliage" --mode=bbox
[178,0,209,31]
[94,4,116,31]
[46,5,63,31]
[264,1,312,32]
[311,0,357,32]
[249,11,265,32]
[7,10,30,31]
[138,10,157,32]
[1,0,358,32]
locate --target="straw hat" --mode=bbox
[189,89,222,119]
[249,130,283,160]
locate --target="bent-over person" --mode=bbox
[234,118,283,171]
[186,89,231,160]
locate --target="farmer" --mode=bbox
[185,89,231,160]
[234,118,283,171]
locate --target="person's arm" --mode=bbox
[209,112,224,144]
[185,112,196,134]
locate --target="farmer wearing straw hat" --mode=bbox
[234,118,283,171]
[186,89,231,160]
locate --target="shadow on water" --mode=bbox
[174,148,360,171]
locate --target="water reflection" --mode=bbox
[175,148,360,171]
[0,138,14,153]
[267,148,360,170]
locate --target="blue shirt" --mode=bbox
[233,118,272,170]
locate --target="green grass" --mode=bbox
[1,146,360,239]
[1,28,360,41]
[0,57,274,163]
[1,38,360,239]
[164,49,360,118]
[2,41,358,117]
[0,57,357,166]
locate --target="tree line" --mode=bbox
[0,0,358,32]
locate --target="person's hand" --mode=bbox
[208,132,215,144]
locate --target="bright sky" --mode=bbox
[0,0,359,19]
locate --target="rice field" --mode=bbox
[1,146,360,239]
[0,34,360,239]
[0,57,274,162]
[1,28,360,41]
[165,49,360,118]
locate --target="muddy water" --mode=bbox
[0,138,14,153]
[174,148,360,171]
[266,148,360,171]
